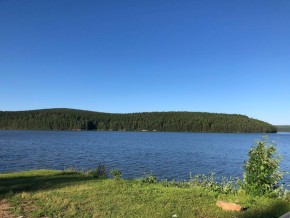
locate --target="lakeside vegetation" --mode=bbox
[0,138,289,217]
[0,108,277,133]
[1,169,290,218]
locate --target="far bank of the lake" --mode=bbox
[276,125,290,132]
[0,108,277,133]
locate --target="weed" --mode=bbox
[141,175,157,184]
[87,163,108,179]
[189,172,238,194]
[109,169,122,179]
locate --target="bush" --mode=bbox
[243,137,283,196]
[110,169,122,179]
[87,163,109,179]
[141,175,157,184]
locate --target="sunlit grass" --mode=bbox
[1,170,290,218]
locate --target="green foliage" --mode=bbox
[189,173,238,194]
[243,137,283,196]
[87,163,108,179]
[0,108,277,133]
[109,169,122,179]
[142,173,238,194]
[141,175,158,184]
[160,179,190,188]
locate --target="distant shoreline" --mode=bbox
[276,125,290,132]
[0,108,277,133]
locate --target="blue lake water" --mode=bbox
[0,130,289,184]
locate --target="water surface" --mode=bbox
[0,130,289,183]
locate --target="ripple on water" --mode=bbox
[0,131,289,183]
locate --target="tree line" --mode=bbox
[0,108,277,133]
[275,125,290,132]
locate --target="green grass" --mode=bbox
[1,170,290,217]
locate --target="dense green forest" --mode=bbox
[0,108,277,133]
[276,125,290,132]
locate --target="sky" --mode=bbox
[0,0,290,125]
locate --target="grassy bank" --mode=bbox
[1,170,290,217]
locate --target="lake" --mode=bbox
[0,130,289,184]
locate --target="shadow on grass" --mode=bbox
[0,170,94,198]
[238,200,290,218]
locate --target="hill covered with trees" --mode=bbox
[276,125,290,132]
[0,108,277,133]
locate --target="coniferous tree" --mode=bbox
[0,109,277,133]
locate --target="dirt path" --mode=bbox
[0,200,14,218]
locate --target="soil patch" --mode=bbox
[0,199,13,218]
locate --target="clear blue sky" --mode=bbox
[1,0,290,125]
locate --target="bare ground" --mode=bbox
[0,200,13,218]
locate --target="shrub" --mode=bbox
[141,175,157,184]
[242,137,283,196]
[110,169,122,179]
[87,163,109,179]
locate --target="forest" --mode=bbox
[276,125,290,132]
[0,108,277,133]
